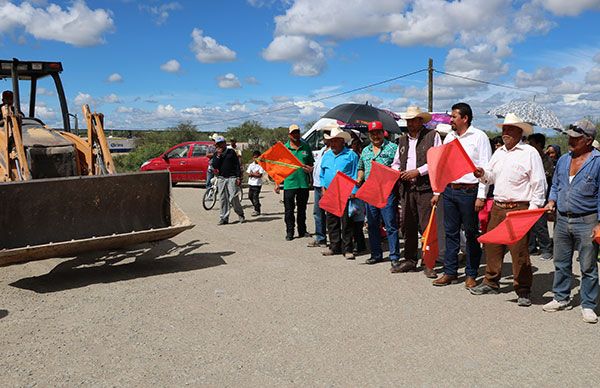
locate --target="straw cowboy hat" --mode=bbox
[324,125,351,142]
[495,113,533,136]
[400,106,432,123]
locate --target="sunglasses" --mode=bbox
[568,124,590,137]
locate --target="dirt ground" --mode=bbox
[1,184,600,386]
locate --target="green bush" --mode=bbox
[114,121,203,172]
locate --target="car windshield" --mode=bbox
[166,145,190,159]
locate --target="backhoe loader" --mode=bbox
[0,59,194,266]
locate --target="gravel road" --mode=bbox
[1,184,599,386]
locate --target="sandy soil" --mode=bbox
[1,184,599,386]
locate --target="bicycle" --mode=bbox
[202,177,244,210]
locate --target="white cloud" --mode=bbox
[116,106,133,113]
[160,59,181,73]
[139,2,181,25]
[245,76,260,85]
[107,73,123,83]
[73,92,95,106]
[156,104,178,118]
[586,67,600,84]
[349,93,383,106]
[217,73,241,89]
[0,0,114,47]
[515,66,576,87]
[37,87,54,96]
[262,35,325,76]
[103,93,121,104]
[190,28,236,63]
[535,0,600,16]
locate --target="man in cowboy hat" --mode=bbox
[543,119,600,323]
[319,125,359,259]
[391,106,441,277]
[469,113,547,307]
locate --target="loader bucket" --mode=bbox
[0,171,194,266]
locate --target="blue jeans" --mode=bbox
[442,186,481,277]
[313,187,327,244]
[552,213,599,309]
[365,192,400,261]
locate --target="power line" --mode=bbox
[197,68,428,127]
[434,70,539,93]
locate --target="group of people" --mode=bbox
[273,102,600,324]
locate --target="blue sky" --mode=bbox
[2,0,600,132]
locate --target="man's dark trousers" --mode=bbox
[326,207,353,254]
[284,188,309,238]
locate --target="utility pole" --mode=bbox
[428,58,433,112]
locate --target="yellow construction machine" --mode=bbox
[0,59,194,266]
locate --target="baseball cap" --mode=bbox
[288,124,300,133]
[368,121,384,132]
[214,135,226,143]
[566,119,597,139]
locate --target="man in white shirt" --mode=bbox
[308,126,332,248]
[469,113,547,307]
[432,103,492,288]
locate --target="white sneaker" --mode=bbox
[582,308,598,324]
[543,299,571,312]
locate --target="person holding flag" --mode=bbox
[356,121,400,269]
[275,124,314,241]
[468,113,546,307]
[543,119,600,323]
[432,102,492,288]
[391,106,441,278]
[319,126,359,259]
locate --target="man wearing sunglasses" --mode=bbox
[544,119,600,324]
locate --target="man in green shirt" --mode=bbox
[275,124,315,240]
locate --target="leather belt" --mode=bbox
[494,200,529,209]
[558,210,596,218]
[450,183,478,190]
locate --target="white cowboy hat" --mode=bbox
[435,123,452,135]
[324,126,351,142]
[495,113,533,136]
[400,106,432,123]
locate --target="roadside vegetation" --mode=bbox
[114,120,298,172]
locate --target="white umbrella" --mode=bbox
[487,99,562,130]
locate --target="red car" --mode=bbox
[140,141,213,184]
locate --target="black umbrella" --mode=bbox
[322,103,402,133]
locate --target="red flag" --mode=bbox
[355,161,400,208]
[257,142,303,185]
[427,139,477,192]
[478,208,546,245]
[422,205,438,269]
[319,172,357,217]
[595,228,600,245]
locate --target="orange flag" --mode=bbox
[319,172,357,217]
[355,161,400,208]
[257,142,303,185]
[422,205,438,270]
[595,228,600,244]
[478,208,546,245]
[427,139,477,193]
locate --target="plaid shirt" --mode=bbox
[358,140,398,179]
